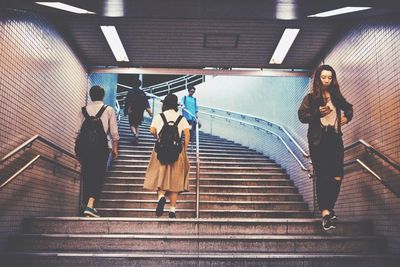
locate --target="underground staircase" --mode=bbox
[3,117,399,266]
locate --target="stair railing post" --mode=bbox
[151,96,155,115]
[195,118,200,219]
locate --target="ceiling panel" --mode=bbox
[2,0,399,70]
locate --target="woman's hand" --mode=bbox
[112,148,118,159]
[340,115,348,126]
[319,105,332,117]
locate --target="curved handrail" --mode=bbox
[344,139,400,171]
[199,105,309,158]
[200,111,308,171]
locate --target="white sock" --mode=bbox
[170,206,176,213]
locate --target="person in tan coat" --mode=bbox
[144,93,190,218]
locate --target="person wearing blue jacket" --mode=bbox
[181,86,199,142]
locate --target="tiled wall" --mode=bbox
[317,17,400,252]
[0,10,87,250]
[89,73,118,108]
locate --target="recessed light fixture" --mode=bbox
[104,0,125,17]
[276,0,298,20]
[269,28,300,65]
[100,26,129,62]
[35,2,95,14]
[308,7,372,17]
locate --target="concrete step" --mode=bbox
[118,140,249,149]
[91,209,313,218]
[113,159,277,167]
[105,177,293,187]
[23,217,374,236]
[118,139,244,149]
[96,199,308,211]
[118,143,253,152]
[116,154,273,162]
[198,185,297,194]
[9,234,386,253]
[102,183,196,192]
[110,165,284,173]
[117,149,264,158]
[100,191,196,200]
[4,252,399,267]
[100,191,304,202]
[118,134,237,145]
[106,170,288,179]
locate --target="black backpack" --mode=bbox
[75,105,108,162]
[155,113,183,164]
[124,89,147,115]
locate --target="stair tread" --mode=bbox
[99,199,304,204]
[5,251,398,258]
[95,208,311,213]
[15,234,383,242]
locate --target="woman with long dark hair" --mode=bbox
[298,65,353,230]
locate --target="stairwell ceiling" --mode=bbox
[3,0,400,71]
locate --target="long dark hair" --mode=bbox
[312,65,344,104]
[161,93,179,112]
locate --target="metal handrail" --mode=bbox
[0,135,76,164]
[344,139,400,171]
[199,105,309,158]
[116,75,203,97]
[344,159,400,198]
[343,139,400,198]
[200,111,308,171]
[0,135,79,190]
[0,155,40,190]
[145,76,203,95]
[115,98,121,123]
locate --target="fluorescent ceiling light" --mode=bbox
[308,7,372,17]
[35,2,95,14]
[100,26,129,62]
[269,28,299,65]
[276,0,297,20]
[104,0,125,17]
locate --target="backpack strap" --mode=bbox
[174,115,183,127]
[82,107,90,120]
[82,105,108,119]
[183,96,186,106]
[95,105,108,118]
[160,113,168,126]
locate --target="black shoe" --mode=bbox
[329,210,338,221]
[131,136,139,145]
[168,211,176,218]
[83,207,100,218]
[322,215,336,231]
[155,196,166,217]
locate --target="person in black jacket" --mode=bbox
[298,65,353,231]
[124,79,153,144]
